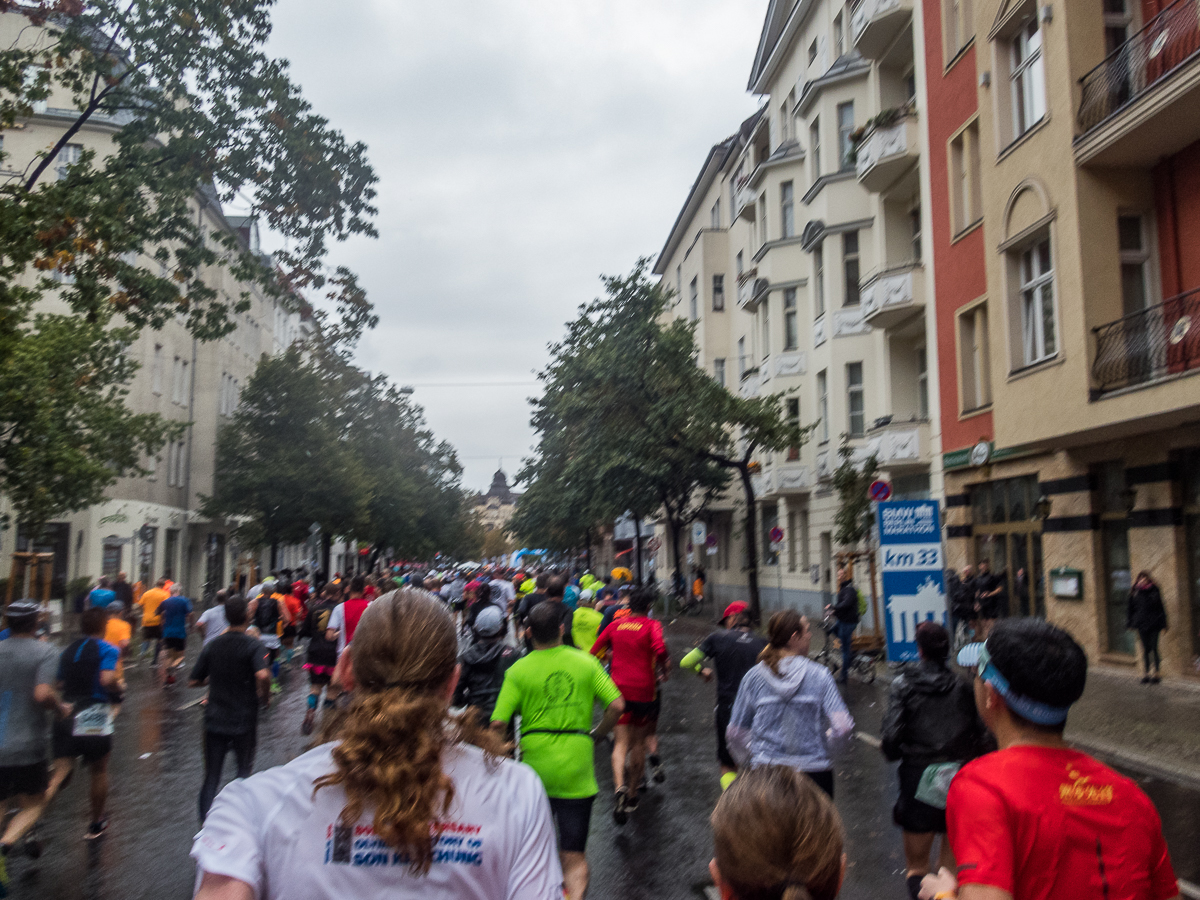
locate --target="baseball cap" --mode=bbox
[474,605,506,638]
[5,600,41,621]
[720,601,749,623]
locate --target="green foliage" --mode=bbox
[832,436,879,547]
[0,1,378,529]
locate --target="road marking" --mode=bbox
[177,697,206,711]
[1180,878,1200,900]
[856,731,882,748]
[138,752,152,760]
[703,887,720,900]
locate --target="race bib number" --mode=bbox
[72,704,116,737]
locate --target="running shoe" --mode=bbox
[84,818,109,841]
[626,790,640,812]
[649,754,666,783]
[612,788,629,826]
[269,680,282,695]
[301,709,316,736]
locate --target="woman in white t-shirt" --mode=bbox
[192,589,563,900]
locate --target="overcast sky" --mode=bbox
[267,0,766,493]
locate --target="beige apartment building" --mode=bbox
[0,12,309,605]
[653,0,941,619]
[931,0,1200,678]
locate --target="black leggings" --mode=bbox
[1139,629,1161,674]
[199,729,256,822]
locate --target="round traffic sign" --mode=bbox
[706,533,718,547]
[769,526,784,543]
[868,480,892,502]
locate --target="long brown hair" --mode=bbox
[758,609,807,675]
[712,765,844,900]
[314,589,505,874]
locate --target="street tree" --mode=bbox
[0,0,377,536]
[832,436,879,548]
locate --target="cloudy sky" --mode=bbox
[267,0,766,493]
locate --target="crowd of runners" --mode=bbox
[0,560,1185,900]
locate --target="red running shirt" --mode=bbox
[947,746,1177,900]
[590,615,668,703]
[342,598,370,645]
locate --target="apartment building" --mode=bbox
[0,12,309,604]
[926,0,1200,677]
[654,0,940,618]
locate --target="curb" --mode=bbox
[1066,734,1200,792]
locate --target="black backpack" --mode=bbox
[254,593,279,631]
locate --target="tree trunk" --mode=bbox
[664,504,684,611]
[737,464,762,623]
[633,517,643,585]
[320,533,331,580]
[270,540,279,573]
[585,527,592,572]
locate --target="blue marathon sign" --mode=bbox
[878,500,946,663]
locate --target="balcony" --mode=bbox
[735,181,758,221]
[1090,288,1200,396]
[855,114,919,193]
[861,264,924,330]
[850,0,914,61]
[865,418,931,470]
[1075,0,1200,167]
[738,274,768,310]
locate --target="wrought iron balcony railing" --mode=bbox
[1091,287,1200,395]
[1077,0,1200,134]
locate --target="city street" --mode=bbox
[14,620,1200,900]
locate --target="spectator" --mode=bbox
[829,566,860,685]
[1127,571,1168,684]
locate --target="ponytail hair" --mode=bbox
[314,588,505,874]
[758,609,807,675]
[712,765,844,900]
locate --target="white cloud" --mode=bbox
[267,0,765,491]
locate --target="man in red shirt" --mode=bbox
[921,618,1178,900]
[590,586,669,825]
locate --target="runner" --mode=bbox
[85,577,116,610]
[710,764,846,900]
[453,606,518,723]
[250,579,288,692]
[589,586,669,824]
[192,589,563,900]
[135,577,170,661]
[569,590,603,653]
[47,607,122,840]
[725,610,854,798]
[189,595,271,822]
[158,584,193,686]
[299,584,342,736]
[102,604,132,692]
[0,601,70,887]
[278,583,304,665]
[919,619,1179,900]
[492,601,624,900]
[325,575,369,656]
[680,601,768,789]
[196,591,231,648]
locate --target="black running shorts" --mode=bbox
[548,795,595,853]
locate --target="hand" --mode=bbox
[59,701,74,720]
[918,867,957,900]
[700,667,714,683]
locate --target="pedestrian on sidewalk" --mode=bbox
[971,560,1006,639]
[48,607,122,841]
[881,622,990,900]
[680,601,768,790]
[189,595,270,822]
[492,601,624,900]
[193,589,564,900]
[710,765,846,900]
[0,601,71,887]
[828,566,860,685]
[1127,571,1168,684]
[725,610,854,798]
[920,618,1179,900]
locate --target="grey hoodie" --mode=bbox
[726,654,854,772]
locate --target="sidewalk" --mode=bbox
[1065,666,1200,788]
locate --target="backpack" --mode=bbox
[255,593,279,631]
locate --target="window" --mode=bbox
[781,182,795,239]
[147,452,157,482]
[945,0,973,59]
[958,302,992,412]
[1018,238,1056,365]
[713,274,726,311]
[736,251,744,278]
[846,362,865,438]
[786,397,801,460]
[817,370,829,442]
[837,102,855,170]
[917,347,929,419]
[55,143,83,180]
[782,89,796,144]
[761,298,770,359]
[714,358,726,387]
[808,37,818,64]
[171,357,182,404]
[1118,215,1151,315]
[758,195,768,246]
[910,206,923,262]
[842,231,860,307]
[784,288,798,350]
[1103,0,1133,54]
[689,277,699,322]
[711,199,721,229]
[151,344,164,395]
[1011,18,1045,138]
[950,121,982,234]
[675,265,682,302]
[810,119,821,179]
[814,244,826,316]
[833,12,844,57]
[738,337,747,378]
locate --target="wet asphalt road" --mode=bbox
[14,623,1200,899]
